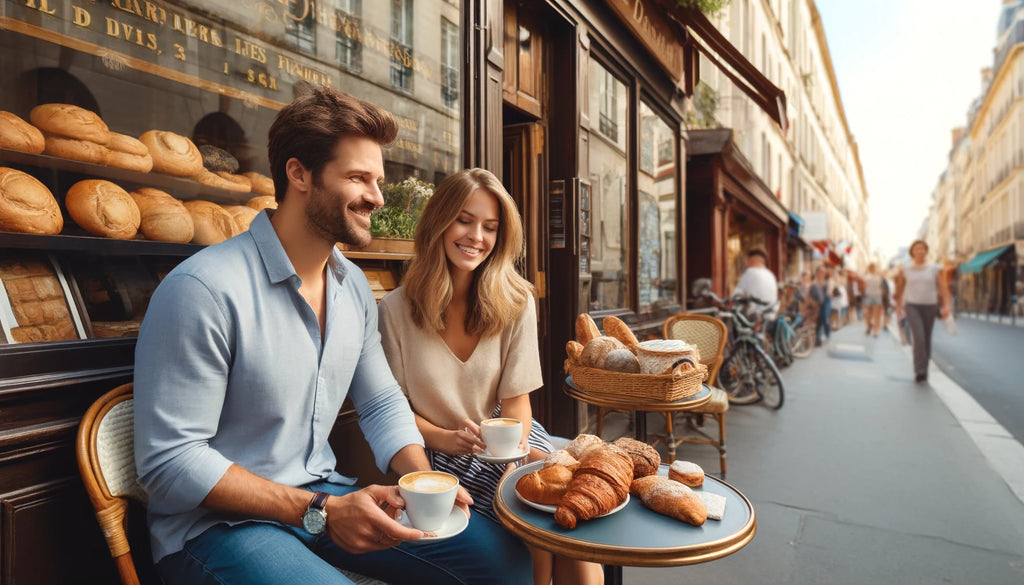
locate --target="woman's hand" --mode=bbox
[441,419,486,456]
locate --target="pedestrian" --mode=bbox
[133,88,532,585]
[809,265,832,345]
[377,169,603,585]
[732,248,779,319]
[862,262,885,337]
[894,239,952,383]
[830,271,848,329]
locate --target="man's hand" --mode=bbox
[324,485,424,552]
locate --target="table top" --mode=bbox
[493,461,756,567]
[564,376,713,411]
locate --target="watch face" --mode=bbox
[303,509,327,535]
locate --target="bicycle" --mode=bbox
[699,289,786,410]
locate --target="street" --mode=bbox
[931,315,1024,445]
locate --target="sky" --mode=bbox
[815,0,1005,261]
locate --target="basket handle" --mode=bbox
[663,355,697,375]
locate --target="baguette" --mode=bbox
[603,315,639,347]
[575,313,600,344]
[630,475,707,526]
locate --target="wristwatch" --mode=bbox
[302,491,329,535]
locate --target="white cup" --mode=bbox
[398,471,459,532]
[480,417,523,457]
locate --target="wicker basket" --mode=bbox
[565,358,707,403]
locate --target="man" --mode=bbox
[732,248,779,319]
[134,87,531,585]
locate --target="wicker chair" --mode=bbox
[76,383,388,585]
[655,313,730,475]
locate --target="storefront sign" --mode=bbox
[604,0,684,82]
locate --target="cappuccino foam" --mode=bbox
[482,418,519,426]
[401,472,457,493]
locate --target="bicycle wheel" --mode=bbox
[719,340,763,405]
[749,345,785,409]
[791,323,815,358]
[775,320,795,367]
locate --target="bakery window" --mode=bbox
[0,0,462,344]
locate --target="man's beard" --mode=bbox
[304,182,373,247]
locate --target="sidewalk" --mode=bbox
[610,324,1024,584]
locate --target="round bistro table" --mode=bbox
[493,461,756,585]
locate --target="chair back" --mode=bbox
[663,313,729,385]
[76,383,147,585]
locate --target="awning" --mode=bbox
[958,245,1014,274]
[787,211,804,239]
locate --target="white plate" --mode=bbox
[475,448,529,465]
[514,489,630,518]
[399,507,469,544]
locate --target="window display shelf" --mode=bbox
[0,148,253,204]
[0,232,201,257]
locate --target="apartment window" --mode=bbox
[391,0,414,93]
[284,7,316,54]
[335,0,362,72]
[441,18,459,109]
[597,68,622,145]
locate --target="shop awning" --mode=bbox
[787,211,805,239]
[958,245,1013,274]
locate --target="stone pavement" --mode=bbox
[597,323,1024,584]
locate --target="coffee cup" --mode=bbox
[398,471,459,532]
[480,417,523,457]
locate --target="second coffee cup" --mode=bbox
[480,417,522,457]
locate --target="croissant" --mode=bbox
[516,464,573,505]
[554,444,634,529]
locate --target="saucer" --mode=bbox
[514,489,630,517]
[399,507,469,544]
[475,448,529,464]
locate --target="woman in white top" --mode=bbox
[894,240,951,383]
[378,169,602,585]
[862,263,885,337]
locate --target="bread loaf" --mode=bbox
[668,460,705,487]
[515,464,573,505]
[104,149,153,173]
[193,168,251,192]
[0,168,63,235]
[243,172,274,197]
[612,437,661,478]
[222,204,259,232]
[43,134,109,164]
[580,335,626,369]
[199,144,239,173]
[603,348,640,373]
[0,111,45,153]
[129,188,194,243]
[246,194,277,211]
[65,180,140,240]
[603,315,639,347]
[215,171,252,192]
[630,475,707,526]
[575,313,600,344]
[29,103,110,144]
[0,256,77,343]
[183,199,238,245]
[107,132,149,156]
[139,130,203,176]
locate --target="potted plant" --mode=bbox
[344,177,433,254]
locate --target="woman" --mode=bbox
[378,169,603,585]
[894,240,951,383]
[862,263,885,337]
[809,265,832,346]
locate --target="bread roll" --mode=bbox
[0,167,63,235]
[612,437,661,478]
[668,460,705,487]
[243,172,274,197]
[104,149,153,173]
[564,434,604,459]
[107,132,149,156]
[246,194,277,211]
[603,315,639,347]
[215,171,252,192]
[199,144,239,173]
[65,180,140,239]
[542,449,579,472]
[29,103,110,144]
[222,204,259,232]
[139,130,203,176]
[183,199,238,245]
[580,335,627,369]
[603,348,640,373]
[575,313,600,344]
[565,339,584,362]
[130,188,194,243]
[515,464,573,505]
[630,475,707,526]
[193,168,251,192]
[0,111,45,153]
[43,134,109,164]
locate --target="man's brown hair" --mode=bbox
[267,86,398,200]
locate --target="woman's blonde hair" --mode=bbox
[402,168,533,336]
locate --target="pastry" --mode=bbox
[612,437,660,478]
[630,475,707,526]
[554,443,634,529]
[65,180,141,240]
[0,111,45,153]
[668,460,705,487]
[603,315,639,346]
[140,130,203,176]
[129,188,194,243]
[542,449,579,472]
[0,167,63,235]
[29,103,110,144]
[246,194,277,211]
[580,335,627,369]
[183,199,238,245]
[515,464,573,505]
[243,172,274,197]
[564,433,604,459]
[575,313,600,344]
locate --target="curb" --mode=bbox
[885,321,1024,506]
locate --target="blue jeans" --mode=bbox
[156,482,532,585]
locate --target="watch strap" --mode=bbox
[308,490,329,512]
